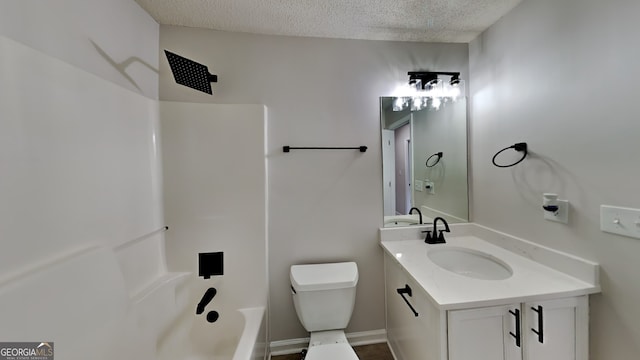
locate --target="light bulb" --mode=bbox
[411,97,424,111]
[393,97,405,111]
[432,97,442,110]
[448,79,465,101]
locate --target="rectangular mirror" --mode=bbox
[381,97,469,227]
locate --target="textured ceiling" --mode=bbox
[135,0,523,43]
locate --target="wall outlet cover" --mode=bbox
[424,180,435,194]
[544,199,568,224]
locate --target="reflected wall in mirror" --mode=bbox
[381,97,468,227]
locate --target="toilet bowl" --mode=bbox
[290,262,359,360]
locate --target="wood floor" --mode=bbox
[270,343,394,360]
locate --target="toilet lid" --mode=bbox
[290,262,358,292]
[305,343,359,360]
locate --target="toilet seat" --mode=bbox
[305,343,359,360]
[305,330,359,360]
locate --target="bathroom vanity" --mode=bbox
[380,225,600,360]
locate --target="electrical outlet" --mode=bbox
[601,205,640,239]
[543,199,568,224]
[424,180,435,194]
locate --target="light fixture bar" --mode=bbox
[408,71,461,88]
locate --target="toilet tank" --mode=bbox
[290,262,358,332]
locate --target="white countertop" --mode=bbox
[381,235,600,310]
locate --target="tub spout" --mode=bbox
[196,287,217,315]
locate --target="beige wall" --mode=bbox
[159,26,468,341]
[469,0,640,358]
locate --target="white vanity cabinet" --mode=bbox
[448,296,588,360]
[384,252,590,360]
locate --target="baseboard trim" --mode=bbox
[269,329,387,357]
[347,329,388,347]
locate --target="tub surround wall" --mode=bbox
[469,0,640,357]
[0,246,155,360]
[159,26,469,342]
[158,100,269,358]
[0,35,162,280]
[0,1,168,356]
[160,102,268,347]
[0,0,159,99]
[0,31,170,360]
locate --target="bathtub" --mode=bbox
[158,304,266,360]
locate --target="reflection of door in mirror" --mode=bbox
[402,137,411,214]
[382,129,395,216]
[382,122,413,216]
[381,97,469,227]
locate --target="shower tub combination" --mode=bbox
[157,283,267,360]
[0,244,266,360]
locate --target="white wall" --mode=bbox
[159,27,469,341]
[469,0,640,358]
[0,0,159,99]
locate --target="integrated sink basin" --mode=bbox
[383,215,421,227]
[427,246,513,280]
[383,215,435,227]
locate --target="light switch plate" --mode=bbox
[414,180,423,192]
[600,205,640,239]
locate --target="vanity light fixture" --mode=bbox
[392,71,465,111]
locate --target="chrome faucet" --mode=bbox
[408,207,423,224]
[422,217,450,244]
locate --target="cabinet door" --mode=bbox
[385,255,445,360]
[524,296,588,360]
[448,304,523,360]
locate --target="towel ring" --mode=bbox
[492,143,528,168]
[426,152,443,167]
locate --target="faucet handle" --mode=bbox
[437,230,447,243]
[421,230,432,243]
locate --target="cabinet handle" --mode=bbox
[509,308,521,348]
[531,305,544,343]
[396,285,419,317]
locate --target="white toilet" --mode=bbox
[290,262,360,360]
